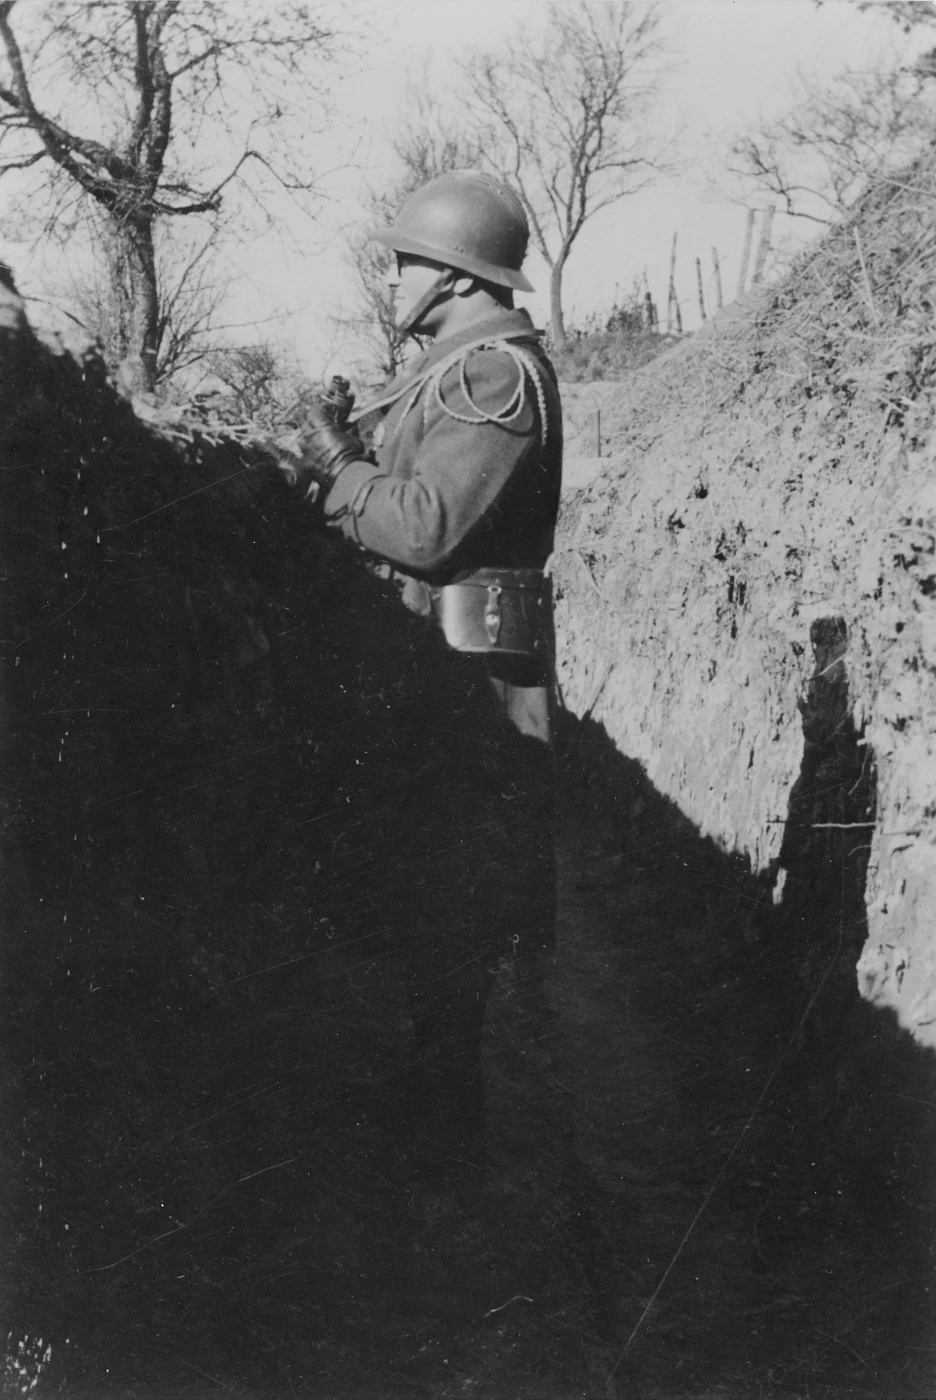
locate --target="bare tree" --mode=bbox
[199,341,316,426]
[0,1,341,391]
[727,2,936,226]
[460,1,670,348]
[46,209,228,384]
[154,224,228,383]
[726,60,936,226]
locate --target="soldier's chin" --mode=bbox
[395,308,429,337]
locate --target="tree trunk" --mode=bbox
[123,218,161,394]
[549,258,567,351]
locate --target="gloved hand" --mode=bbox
[288,400,366,501]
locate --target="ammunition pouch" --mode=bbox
[431,568,548,657]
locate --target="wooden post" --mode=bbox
[595,406,602,457]
[666,232,678,333]
[695,256,706,323]
[711,246,724,308]
[642,271,657,331]
[751,205,776,285]
[737,208,755,298]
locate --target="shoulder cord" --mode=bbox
[348,326,542,425]
[333,340,550,540]
[398,340,549,446]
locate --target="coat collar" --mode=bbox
[352,308,542,423]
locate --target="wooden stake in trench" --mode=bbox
[695,256,706,323]
[711,246,724,308]
[751,205,776,285]
[642,268,658,332]
[666,232,682,334]
[736,207,755,298]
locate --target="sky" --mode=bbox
[3,0,934,381]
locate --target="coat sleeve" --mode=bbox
[321,348,539,572]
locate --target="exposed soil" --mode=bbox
[551,157,936,1047]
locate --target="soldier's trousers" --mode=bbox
[380,628,556,1153]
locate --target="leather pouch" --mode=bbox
[431,568,547,656]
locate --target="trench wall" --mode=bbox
[0,274,421,987]
[4,175,936,1061]
[552,170,936,1048]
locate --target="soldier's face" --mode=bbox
[387,253,447,330]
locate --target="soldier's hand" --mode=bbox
[290,400,366,500]
[254,427,303,481]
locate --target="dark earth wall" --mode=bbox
[0,277,453,1388]
[2,268,936,1400]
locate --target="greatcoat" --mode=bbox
[322,307,562,596]
[315,306,563,1140]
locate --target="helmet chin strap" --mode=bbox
[397,267,456,338]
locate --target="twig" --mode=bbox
[583,660,616,720]
[811,821,875,829]
[813,823,919,835]
[577,549,606,600]
[811,652,848,681]
[484,1295,533,1317]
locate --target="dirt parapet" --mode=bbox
[0,273,436,1384]
[553,159,936,1048]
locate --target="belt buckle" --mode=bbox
[483,582,503,646]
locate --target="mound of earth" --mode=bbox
[553,156,936,1048]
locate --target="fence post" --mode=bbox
[696,257,706,323]
[737,208,755,298]
[666,232,679,333]
[751,205,776,285]
[711,246,724,308]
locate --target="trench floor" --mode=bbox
[5,748,936,1400]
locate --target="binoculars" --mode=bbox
[319,374,355,427]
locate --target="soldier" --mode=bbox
[278,170,563,1169]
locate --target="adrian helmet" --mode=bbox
[370,170,534,293]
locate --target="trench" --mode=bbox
[4,580,935,1400]
[2,299,936,1399]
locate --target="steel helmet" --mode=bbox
[370,170,534,294]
